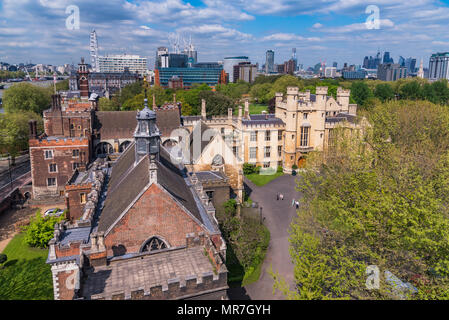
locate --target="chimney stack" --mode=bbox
[51,94,61,110]
[238,105,243,120]
[244,99,249,119]
[152,94,156,109]
[28,120,37,139]
[201,99,207,120]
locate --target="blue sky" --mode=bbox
[1,0,449,68]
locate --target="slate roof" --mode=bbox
[95,111,137,140]
[154,105,181,137]
[325,113,359,124]
[94,110,181,140]
[242,114,285,126]
[97,152,149,233]
[97,141,215,234]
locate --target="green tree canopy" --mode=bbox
[273,100,449,299]
[374,83,395,102]
[350,81,373,109]
[0,111,43,156]
[198,91,234,116]
[3,83,51,114]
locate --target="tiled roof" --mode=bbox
[325,113,359,124]
[95,111,137,140]
[97,152,150,233]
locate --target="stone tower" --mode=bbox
[78,58,89,99]
[283,87,299,172]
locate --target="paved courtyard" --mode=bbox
[229,174,301,300]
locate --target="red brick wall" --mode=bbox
[104,183,204,256]
[57,270,76,300]
[65,184,91,222]
[29,138,90,199]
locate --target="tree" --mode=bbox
[273,100,449,299]
[55,79,69,91]
[350,81,373,108]
[0,111,43,157]
[216,81,250,101]
[118,81,143,105]
[22,211,64,248]
[267,75,304,100]
[250,83,272,104]
[374,83,395,102]
[399,80,422,100]
[2,82,51,114]
[198,91,234,116]
[98,97,120,111]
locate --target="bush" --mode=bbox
[22,211,64,248]
[277,166,283,173]
[292,164,298,170]
[243,163,256,175]
[0,254,7,264]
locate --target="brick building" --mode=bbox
[29,117,91,201]
[47,100,228,300]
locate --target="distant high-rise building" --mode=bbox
[155,47,169,69]
[325,67,337,78]
[265,50,275,74]
[292,48,298,71]
[284,59,296,75]
[405,58,417,74]
[378,63,407,81]
[429,52,449,80]
[398,56,405,67]
[383,52,394,64]
[333,62,338,69]
[233,62,258,83]
[90,30,99,72]
[223,56,250,83]
[98,54,147,76]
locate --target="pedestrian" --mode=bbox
[295,201,299,209]
[276,193,279,200]
[291,198,295,207]
[280,193,284,200]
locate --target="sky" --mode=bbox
[1,0,449,69]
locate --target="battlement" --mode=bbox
[286,87,299,95]
[316,86,328,95]
[90,269,228,300]
[29,136,89,147]
[337,87,351,96]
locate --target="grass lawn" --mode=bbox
[0,233,53,300]
[246,172,284,187]
[227,224,270,287]
[233,104,268,115]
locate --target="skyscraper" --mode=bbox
[292,48,298,71]
[90,30,99,72]
[265,50,275,74]
[155,47,169,69]
[429,52,449,80]
[383,52,394,64]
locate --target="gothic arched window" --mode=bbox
[141,237,167,252]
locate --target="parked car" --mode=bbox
[44,208,64,217]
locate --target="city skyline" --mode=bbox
[1,0,449,68]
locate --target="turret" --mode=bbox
[134,95,161,163]
[315,86,328,109]
[336,87,350,112]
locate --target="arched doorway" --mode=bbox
[298,156,306,168]
[119,140,131,153]
[140,236,168,253]
[95,142,114,156]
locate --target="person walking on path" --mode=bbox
[280,193,284,200]
[295,201,299,209]
[291,198,295,207]
[277,193,279,200]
